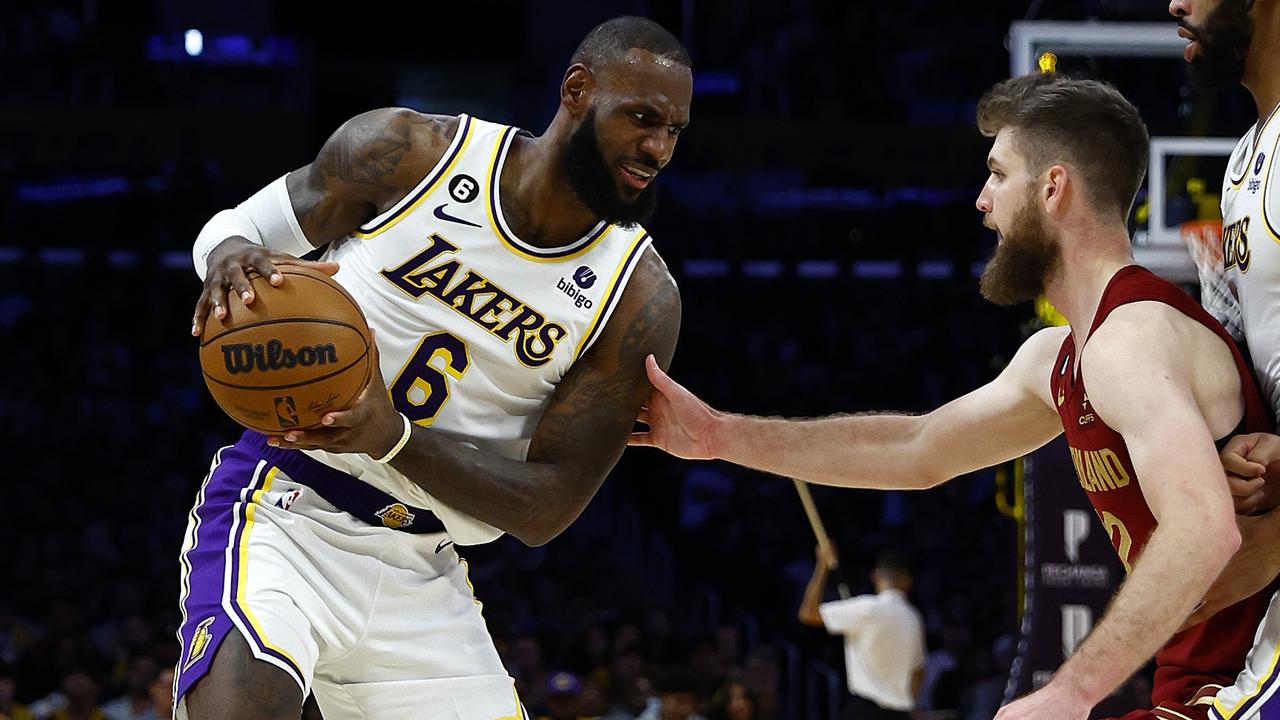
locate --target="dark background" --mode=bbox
[0,1,1254,719]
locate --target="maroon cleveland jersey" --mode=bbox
[1051,265,1274,718]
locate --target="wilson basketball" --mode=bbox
[198,266,373,433]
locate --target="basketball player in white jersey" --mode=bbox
[179,16,689,720]
[1167,2,1280,718]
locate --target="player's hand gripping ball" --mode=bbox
[198,266,373,433]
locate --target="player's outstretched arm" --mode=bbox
[192,108,456,335]
[997,308,1242,720]
[630,327,1066,490]
[270,247,681,546]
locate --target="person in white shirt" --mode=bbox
[798,545,926,720]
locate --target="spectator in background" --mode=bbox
[51,671,104,720]
[536,671,593,720]
[708,676,758,720]
[798,546,925,720]
[0,664,35,720]
[101,656,158,720]
[602,674,653,720]
[635,668,707,720]
[146,668,172,720]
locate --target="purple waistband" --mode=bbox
[238,431,446,535]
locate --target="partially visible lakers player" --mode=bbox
[1165,2,1280,718]
[631,73,1275,720]
[179,16,689,720]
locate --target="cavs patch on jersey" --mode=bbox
[308,115,656,544]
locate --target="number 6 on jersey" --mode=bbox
[390,332,470,424]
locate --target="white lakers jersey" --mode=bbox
[306,115,655,544]
[1220,103,1280,419]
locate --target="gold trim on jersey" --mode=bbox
[573,231,652,360]
[1253,100,1280,157]
[1264,122,1280,244]
[1212,638,1280,718]
[485,127,616,262]
[353,115,476,240]
[231,466,305,684]
[1230,131,1253,190]
[1153,707,1196,720]
[1233,102,1280,189]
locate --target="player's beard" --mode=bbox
[979,196,1062,306]
[1185,0,1254,89]
[563,107,659,230]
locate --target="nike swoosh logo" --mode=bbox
[435,539,454,554]
[433,204,481,228]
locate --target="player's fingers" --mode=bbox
[645,354,675,391]
[1228,474,1266,497]
[368,329,382,368]
[274,256,341,277]
[320,410,358,429]
[192,287,212,336]
[1223,433,1264,459]
[636,406,651,424]
[224,264,255,308]
[1244,490,1268,514]
[248,253,283,288]
[1223,450,1267,478]
[208,284,228,321]
[275,429,342,450]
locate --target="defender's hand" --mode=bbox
[192,237,339,336]
[629,355,721,460]
[1222,433,1280,515]
[267,336,404,458]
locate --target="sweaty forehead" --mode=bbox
[593,48,693,120]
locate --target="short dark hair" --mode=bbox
[571,16,691,69]
[875,549,913,575]
[977,73,1149,219]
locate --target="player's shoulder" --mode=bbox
[1088,301,1186,359]
[1001,326,1070,396]
[328,108,463,186]
[1011,326,1070,371]
[585,240,681,360]
[1023,325,1070,353]
[626,243,680,315]
[1081,302,1197,392]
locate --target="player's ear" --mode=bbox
[561,64,595,117]
[1043,164,1069,216]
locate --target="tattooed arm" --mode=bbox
[286,108,456,245]
[377,249,681,545]
[193,108,455,332]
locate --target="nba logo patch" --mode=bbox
[274,396,299,428]
[274,488,302,511]
[1256,153,1267,176]
[375,503,416,529]
[183,617,216,671]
